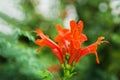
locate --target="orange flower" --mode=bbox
[47,65,60,73]
[35,29,63,64]
[35,20,104,65]
[75,36,104,64]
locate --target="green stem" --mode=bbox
[61,64,75,80]
[61,53,76,80]
[62,77,67,80]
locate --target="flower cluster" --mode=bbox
[35,20,105,79]
[35,20,104,66]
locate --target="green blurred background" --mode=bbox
[0,0,120,80]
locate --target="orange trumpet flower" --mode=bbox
[35,20,104,65]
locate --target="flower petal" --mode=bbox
[70,20,77,34]
[75,36,104,64]
[35,29,64,63]
[77,20,83,33]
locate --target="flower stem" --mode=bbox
[61,53,76,80]
[61,62,75,80]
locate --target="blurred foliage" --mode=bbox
[0,0,120,80]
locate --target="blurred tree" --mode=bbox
[0,0,120,80]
